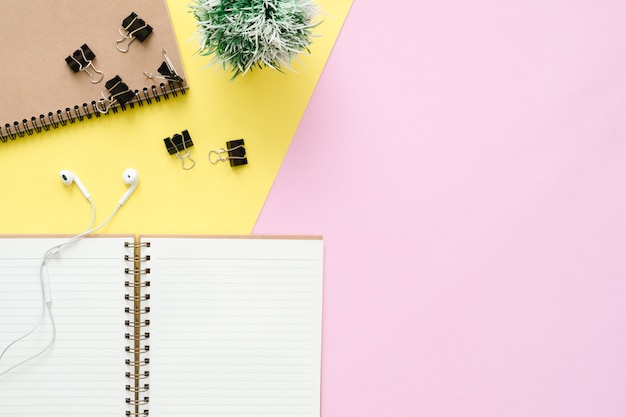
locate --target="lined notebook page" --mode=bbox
[146,237,324,417]
[0,237,130,416]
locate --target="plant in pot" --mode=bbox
[190,0,321,79]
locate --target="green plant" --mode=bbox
[190,0,321,79]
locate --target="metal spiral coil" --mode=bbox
[0,81,185,143]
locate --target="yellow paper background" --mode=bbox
[0,0,351,235]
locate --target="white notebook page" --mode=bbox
[146,237,324,417]
[0,237,130,416]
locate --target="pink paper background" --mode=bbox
[254,1,626,415]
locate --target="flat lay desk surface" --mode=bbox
[0,0,351,235]
[3,0,626,416]
[255,1,626,416]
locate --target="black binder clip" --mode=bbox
[116,12,153,53]
[65,44,104,84]
[96,75,135,114]
[208,139,248,167]
[164,129,196,170]
[144,49,185,84]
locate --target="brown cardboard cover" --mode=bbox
[0,0,187,136]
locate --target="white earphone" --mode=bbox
[119,168,139,206]
[60,168,139,207]
[0,168,140,378]
[59,170,91,200]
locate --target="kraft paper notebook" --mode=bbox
[0,0,187,142]
[0,236,323,417]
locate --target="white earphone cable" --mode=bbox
[0,198,96,377]
[0,169,137,378]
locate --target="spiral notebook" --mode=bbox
[0,0,187,142]
[0,236,323,417]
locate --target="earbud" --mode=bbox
[119,168,139,206]
[59,170,91,200]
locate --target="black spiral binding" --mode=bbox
[124,240,151,417]
[0,81,185,143]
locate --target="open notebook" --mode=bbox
[0,0,187,142]
[0,236,323,417]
